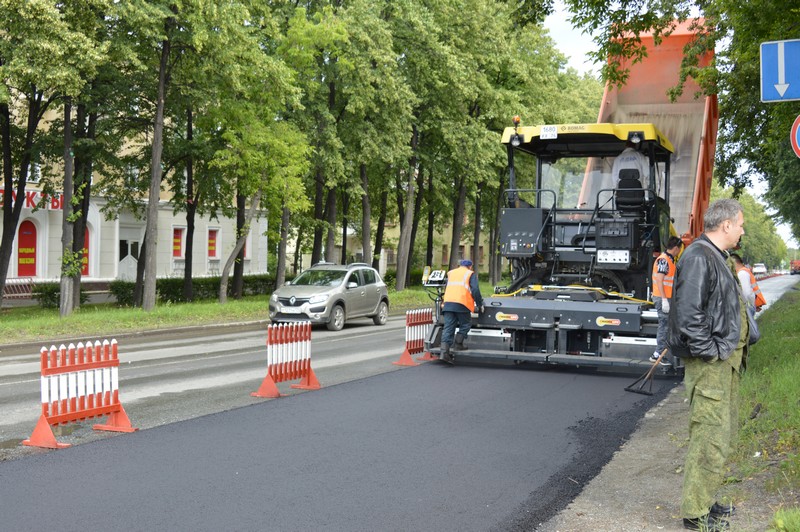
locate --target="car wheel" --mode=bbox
[327,304,345,331]
[372,301,388,325]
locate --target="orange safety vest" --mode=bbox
[739,266,767,310]
[651,252,676,298]
[443,266,476,310]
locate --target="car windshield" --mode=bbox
[293,269,346,287]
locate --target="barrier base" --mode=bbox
[393,348,420,367]
[416,350,437,361]
[22,415,71,449]
[291,368,321,390]
[94,405,139,433]
[251,374,282,398]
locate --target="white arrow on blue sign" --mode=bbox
[761,39,800,103]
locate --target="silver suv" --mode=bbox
[269,262,389,331]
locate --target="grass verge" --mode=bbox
[0,287,439,346]
[735,286,800,527]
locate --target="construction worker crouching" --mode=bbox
[440,259,484,364]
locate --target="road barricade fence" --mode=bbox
[393,308,435,366]
[251,322,321,398]
[23,339,138,449]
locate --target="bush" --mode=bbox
[32,282,89,309]
[109,280,135,307]
[383,269,396,286]
[109,274,276,306]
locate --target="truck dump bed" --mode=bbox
[598,19,717,240]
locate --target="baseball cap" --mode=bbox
[459,259,473,267]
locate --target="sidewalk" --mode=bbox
[538,385,775,532]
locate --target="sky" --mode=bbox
[543,4,799,249]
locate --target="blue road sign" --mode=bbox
[761,39,800,103]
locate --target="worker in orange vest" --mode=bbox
[650,236,683,365]
[440,258,484,364]
[730,254,767,311]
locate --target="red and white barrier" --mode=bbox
[393,308,435,366]
[23,339,138,449]
[251,322,321,398]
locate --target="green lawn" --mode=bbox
[0,287,439,345]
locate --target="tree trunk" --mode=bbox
[59,98,75,317]
[0,91,42,304]
[276,206,290,287]
[448,177,467,270]
[142,36,171,311]
[183,106,195,302]
[134,232,147,307]
[311,169,324,264]
[220,189,262,303]
[395,126,419,291]
[293,227,304,274]
[490,169,506,285]
[360,163,372,266]
[426,169,434,267]
[405,164,425,286]
[372,188,387,271]
[325,186,336,262]
[71,105,96,310]
[340,190,349,263]
[233,193,245,299]
[472,181,483,267]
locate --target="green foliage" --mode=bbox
[711,182,788,268]
[382,269,396,287]
[769,507,800,532]
[109,280,136,307]
[31,283,89,309]
[110,275,275,306]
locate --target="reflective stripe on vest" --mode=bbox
[443,266,476,310]
[747,269,767,309]
[651,252,676,298]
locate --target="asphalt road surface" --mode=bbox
[0,277,794,530]
[0,309,680,531]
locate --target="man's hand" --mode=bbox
[661,299,670,314]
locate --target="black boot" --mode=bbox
[453,333,468,351]
[683,513,729,531]
[439,343,454,364]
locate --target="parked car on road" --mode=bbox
[269,262,389,331]
[752,263,767,275]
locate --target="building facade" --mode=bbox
[1,187,268,282]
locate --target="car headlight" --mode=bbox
[309,294,330,305]
[270,293,278,303]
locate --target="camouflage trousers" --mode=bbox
[681,355,741,518]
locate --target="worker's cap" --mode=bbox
[459,259,473,267]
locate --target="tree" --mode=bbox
[0,0,103,305]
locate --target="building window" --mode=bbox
[386,248,396,265]
[442,245,449,265]
[471,245,484,265]
[458,245,465,261]
[208,229,219,258]
[173,227,185,258]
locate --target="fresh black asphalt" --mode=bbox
[0,362,673,531]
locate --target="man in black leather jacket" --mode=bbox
[668,198,749,531]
